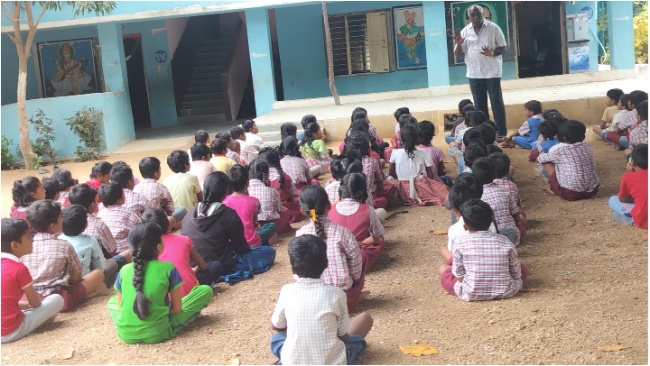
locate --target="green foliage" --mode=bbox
[633,4,648,63]
[39,1,117,16]
[65,107,104,162]
[29,108,57,162]
[1,136,16,170]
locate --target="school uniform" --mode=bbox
[537,142,599,201]
[389,148,449,206]
[269,167,305,223]
[513,115,543,150]
[248,179,293,234]
[362,156,396,209]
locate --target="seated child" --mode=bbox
[11,177,45,223]
[528,120,559,162]
[189,142,214,189]
[417,120,451,186]
[343,118,382,165]
[163,150,203,211]
[259,147,305,223]
[23,200,105,312]
[243,119,267,153]
[352,107,388,156]
[135,157,186,227]
[210,137,235,173]
[296,185,366,312]
[461,138,488,174]
[112,161,140,185]
[297,114,317,142]
[187,130,209,161]
[389,124,450,206]
[141,208,221,293]
[328,173,385,270]
[445,99,474,145]
[280,122,298,142]
[224,164,278,246]
[592,88,624,135]
[42,177,61,201]
[451,111,485,173]
[87,161,112,190]
[270,234,373,365]
[608,144,648,228]
[97,182,142,253]
[537,120,600,201]
[604,93,639,149]
[625,100,648,158]
[249,159,293,234]
[107,222,213,344]
[473,157,523,246]
[51,169,77,207]
[505,100,543,149]
[1,218,65,344]
[60,205,118,286]
[231,125,256,165]
[383,107,412,162]
[438,199,526,301]
[280,136,316,193]
[300,122,331,177]
[489,152,528,243]
[216,132,242,165]
[326,154,363,204]
[109,165,152,216]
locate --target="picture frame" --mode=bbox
[393,5,427,69]
[37,39,100,98]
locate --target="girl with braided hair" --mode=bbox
[248,159,294,234]
[259,147,305,223]
[280,136,319,193]
[107,221,212,344]
[296,185,367,312]
[300,122,331,177]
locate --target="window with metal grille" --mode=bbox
[326,10,394,76]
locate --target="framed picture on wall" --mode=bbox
[450,1,512,64]
[37,39,100,98]
[393,5,427,69]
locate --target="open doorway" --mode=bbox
[123,34,151,129]
[515,2,564,78]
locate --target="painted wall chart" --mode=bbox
[393,6,427,69]
[38,39,99,98]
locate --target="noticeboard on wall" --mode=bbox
[37,39,101,98]
[393,5,427,69]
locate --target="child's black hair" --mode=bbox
[474,123,496,145]
[26,199,61,233]
[486,144,503,155]
[200,172,230,216]
[139,157,161,179]
[1,218,30,253]
[606,88,624,104]
[110,165,134,189]
[242,119,256,132]
[462,128,483,148]
[351,110,367,124]
[215,131,233,142]
[300,122,320,150]
[488,152,511,178]
[339,172,368,203]
[344,129,370,157]
[128,221,164,321]
[191,142,212,161]
[141,208,170,234]
[194,130,209,144]
[280,122,298,140]
[524,100,542,115]
[69,183,98,209]
[62,204,88,236]
[349,118,370,132]
[471,157,496,186]
[300,114,317,129]
[12,176,41,207]
[398,114,417,128]
[98,182,123,206]
[394,107,410,121]
[400,124,419,158]
[448,179,483,212]
[167,150,190,173]
[631,144,648,170]
[460,199,494,231]
[630,90,648,106]
[211,137,228,154]
[228,164,249,192]
[351,107,368,122]
[469,110,487,126]
[463,140,488,169]
[281,136,302,158]
[558,120,586,143]
[461,104,475,118]
[259,147,285,189]
[636,100,648,121]
[538,120,557,139]
[620,94,633,111]
[288,234,328,279]
[542,108,567,131]
[90,161,112,179]
[330,154,363,181]
[230,126,246,140]
[298,185,330,239]
[51,169,78,191]
[458,99,473,114]
[417,120,435,146]
[42,177,61,200]
[251,158,271,186]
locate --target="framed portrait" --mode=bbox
[393,5,427,69]
[450,1,512,64]
[37,39,100,98]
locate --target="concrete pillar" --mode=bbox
[423,1,450,87]
[607,1,635,69]
[245,8,276,116]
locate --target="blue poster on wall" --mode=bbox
[568,43,590,73]
[37,39,99,98]
[393,6,427,69]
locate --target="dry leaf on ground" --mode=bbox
[57,347,75,360]
[225,353,241,365]
[430,229,447,235]
[399,344,438,356]
[597,345,630,352]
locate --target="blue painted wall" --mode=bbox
[246,8,276,115]
[607,1,635,69]
[566,1,599,72]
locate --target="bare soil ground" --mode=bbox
[1,135,647,365]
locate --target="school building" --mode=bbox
[0,1,642,158]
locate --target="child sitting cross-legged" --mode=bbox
[97,182,142,253]
[210,136,236,173]
[187,129,209,161]
[528,120,559,162]
[188,142,215,189]
[608,144,648,229]
[417,120,452,186]
[300,122,331,178]
[445,99,474,145]
[23,200,106,312]
[51,169,77,208]
[503,100,543,150]
[325,154,363,205]
[438,199,527,301]
[217,132,242,165]
[11,176,45,225]
[109,165,152,216]
[269,234,373,365]
[107,222,213,344]
[488,152,528,243]
[280,136,316,194]
[1,218,65,343]
[249,158,294,234]
[163,150,203,212]
[259,147,306,223]
[134,157,186,229]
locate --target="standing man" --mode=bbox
[454,4,508,140]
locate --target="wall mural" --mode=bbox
[38,39,100,98]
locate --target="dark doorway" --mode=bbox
[123,35,151,129]
[515,2,564,78]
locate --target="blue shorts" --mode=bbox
[270,332,367,365]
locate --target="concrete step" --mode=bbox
[194,58,227,66]
[196,51,229,59]
[189,78,221,87]
[199,45,230,53]
[180,106,225,117]
[191,71,221,80]
[182,99,223,109]
[178,114,227,125]
[187,85,222,94]
[193,64,225,73]
[184,92,223,102]
[201,39,231,46]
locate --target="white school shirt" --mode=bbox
[245,132,267,150]
[461,20,507,79]
[448,217,498,251]
[389,149,432,181]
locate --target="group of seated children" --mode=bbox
[592,89,648,157]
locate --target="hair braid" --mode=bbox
[131,254,150,320]
[313,215,326,240]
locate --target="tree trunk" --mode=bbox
[16,39,35,170]
[322,1,340,105]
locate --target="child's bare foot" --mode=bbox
[87,282,108,298]
[359,291,370,302]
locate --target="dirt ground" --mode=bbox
[1,133,647,365]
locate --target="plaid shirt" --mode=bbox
[368,123,379,143]
[21,233,83,296]
[362,155,383,198]
[452,231,523,301]
[226,149,241,165]
[280,156,311,184]
[629,120,648,149]
[296,217,363,290]
[325,180,341,203]
[335,199,385,238]
[123,188,153,216]
[614,109,638,132]
[133,178,175,215]
[537,142,599,193]
[482,180,521,245]
[84,214,118,257]
[97,205,142,252]
[248,179,283,221]
[269,167,298,197]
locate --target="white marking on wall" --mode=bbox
[151,27,167,36]
[251,52,268,58]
